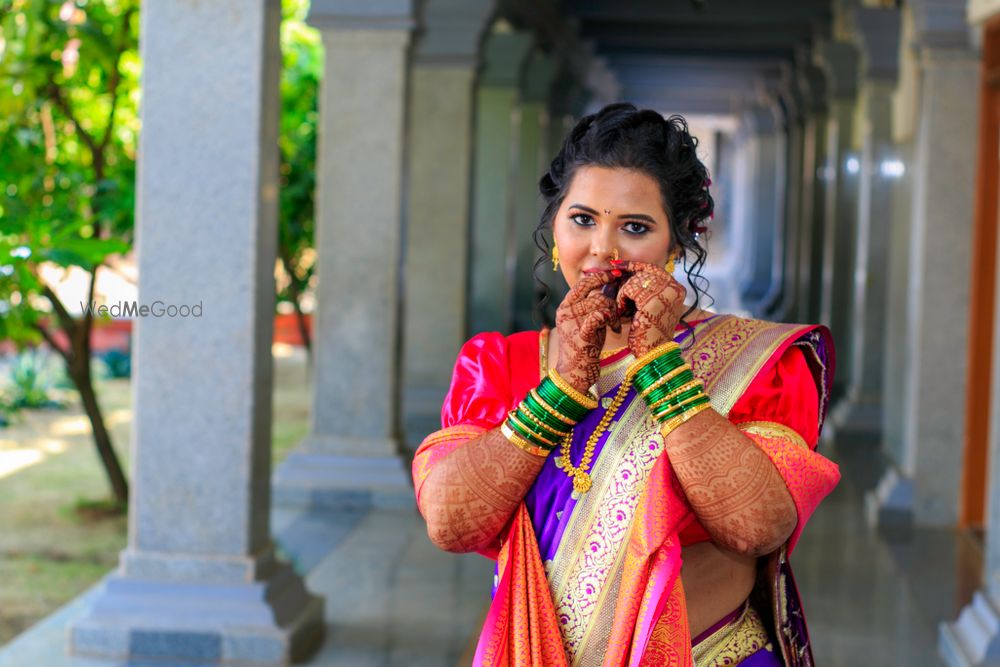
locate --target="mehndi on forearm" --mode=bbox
[665,408,797,556]
[418,427,547,553]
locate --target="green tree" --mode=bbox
[0,0,138,506]
[0,0,320,508]
[277,0,319,355]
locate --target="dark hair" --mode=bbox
[532,102,714,337]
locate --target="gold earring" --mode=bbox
[552,245,560,271]
[665,253,676,273]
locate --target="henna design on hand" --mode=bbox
[420,427,548,553]
[665,409,797,557]
[555,272,618,394]
[615,261,687,357]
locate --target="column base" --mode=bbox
[825,395,882,447]
[402,384,449,451]
[273,438,414,511]
[864,467,914,529]
[69,563,324,666]
[940,590,1000,666]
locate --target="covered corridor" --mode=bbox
[2,0,1000,665]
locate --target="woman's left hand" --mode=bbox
[614,260,687,357]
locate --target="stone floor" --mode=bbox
[0,433,981,667]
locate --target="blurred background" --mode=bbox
[0,0,996,665]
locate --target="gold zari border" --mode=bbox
[535,315,815,666]
[691,602,774,666]
[736,420,809,450]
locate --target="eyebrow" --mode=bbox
[568,203,658,225]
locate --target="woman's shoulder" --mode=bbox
[687,311,831,342]
[453,330,543,379]
[457,329,541,356]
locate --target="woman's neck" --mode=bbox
[599,310,711,355]
[602,322,631,354]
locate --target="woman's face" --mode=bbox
[552,165,673,289]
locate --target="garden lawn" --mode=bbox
[0,345,311,646]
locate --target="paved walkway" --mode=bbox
[0,434,979,666]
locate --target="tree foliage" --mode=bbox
[277,0,320,353]
[0,0,320,505]
[0,0,140,505]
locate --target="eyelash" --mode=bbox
[570,213,650,235]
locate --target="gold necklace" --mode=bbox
[599,345,628,361]
[555,376,634,494]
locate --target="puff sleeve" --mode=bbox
[412,332,513,507]
[727,344,841,556]
[439,331,513,430]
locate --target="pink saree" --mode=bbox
[413,315,840,666]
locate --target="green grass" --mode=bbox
[0,347,311,646]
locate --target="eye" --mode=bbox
[570,213,594,227]
[623,221,650,235]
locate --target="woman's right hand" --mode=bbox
[554,272,618,395]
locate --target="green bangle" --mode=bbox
[509,409,563,444]
[505,414,558,449]
[655,399,706,425]
[522,395,574,432]
[535,390,587,423]
[527,389,579,427]
[643,376,699,406]
[650,384,705,416]
[633,350,684,376]
[634,364,692,397]
[651,386,704,412]
[516,404,570,439]
[626,347,681,377]
[536,378,590,420]
[633,356,686,390]
[657,397,711,425]
[640,372,696,403]
[654,394,710,423]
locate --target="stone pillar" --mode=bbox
[67,1,324,663]
[795,62,830,325]
[867,0,979,529]
[770,70,806,320]
[941,5,1000,653]
[468,28,534,334]
[729,121,755,300]
[739,100,785,309]
[274,1,415,508]
[882,134,915,469]
[547,68,581,161]
[533,66,584,325]
[513,52,559,331]
[817,41,861,402]
[941,198,1000,663]
[828,7,901,443]
[400,0,492,448]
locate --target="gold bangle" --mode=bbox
[659,402,713,438]
[547,369,599,410]
[653,392,708,421]
[626,341,680,378]
[501,422,552,457]
[506,410,560,448]
[528,389,577,426]
[638,364,692,399]
[647,379,703,412]
[515,403,571,437]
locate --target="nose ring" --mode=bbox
[611,248,620,261]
